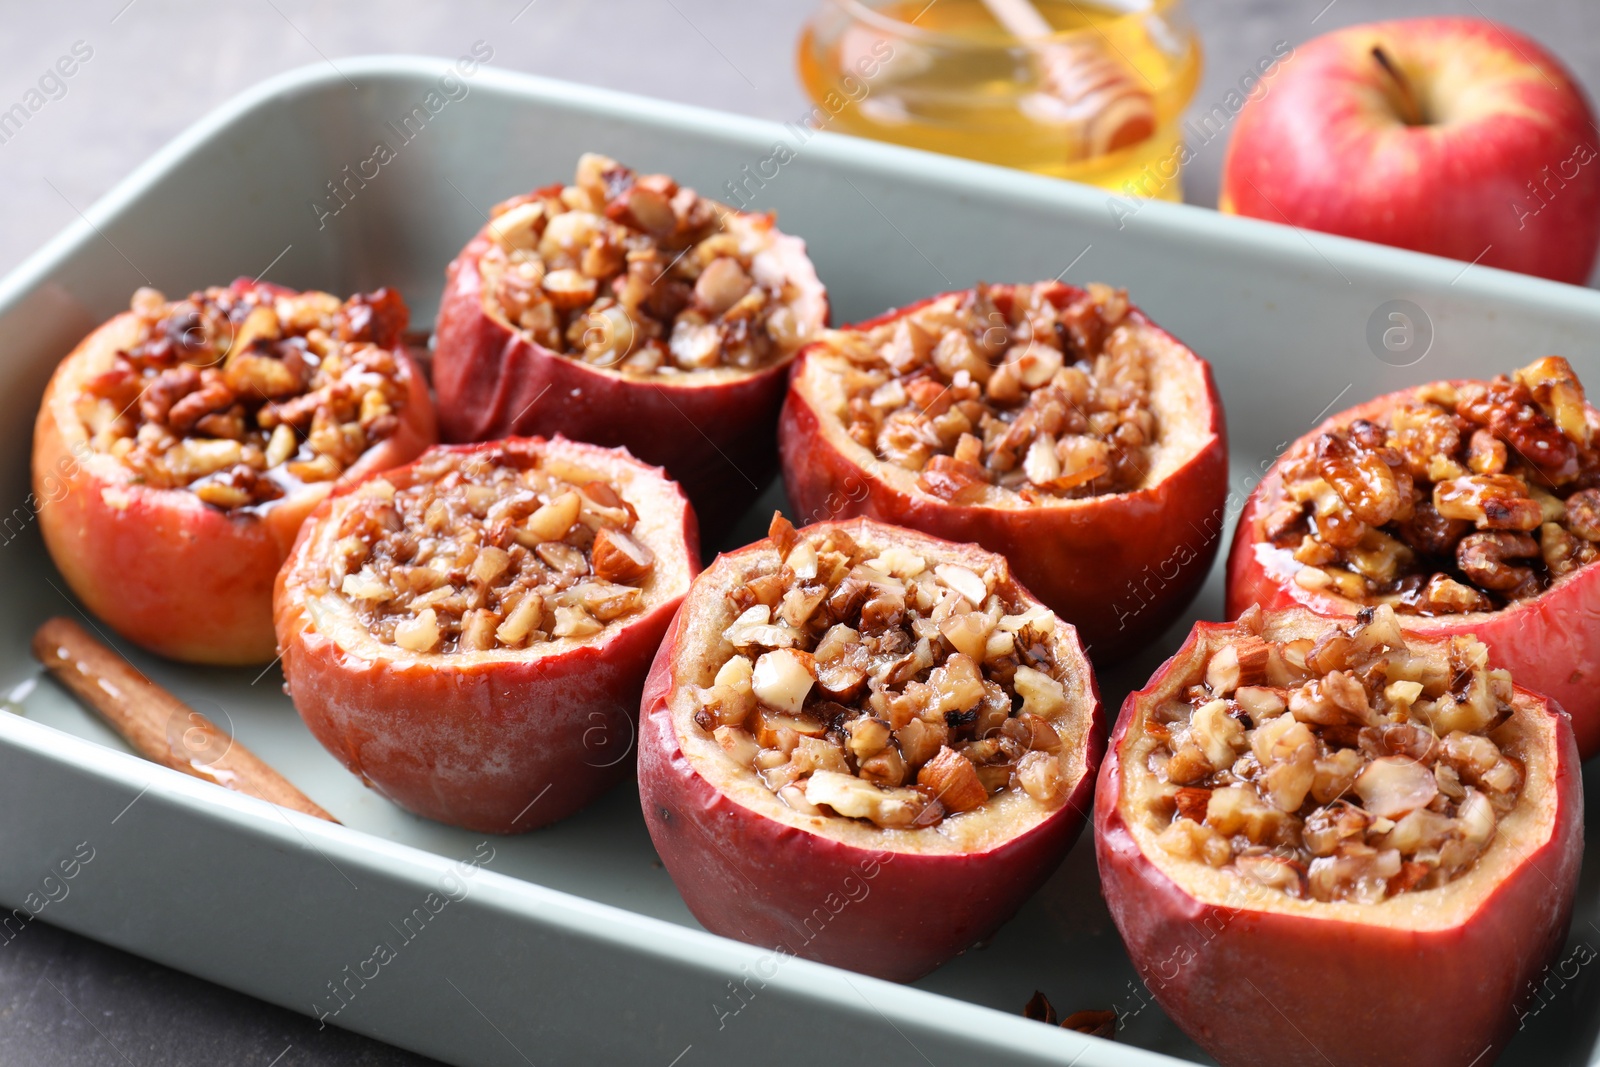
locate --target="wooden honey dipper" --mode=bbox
[981,0,1157,160]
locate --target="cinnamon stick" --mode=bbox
[32,617,338,823]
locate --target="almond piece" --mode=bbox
[916,745,987,813]
[592,527,655,585]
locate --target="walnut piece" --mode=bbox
[79,284,412,511]
[817,282,1157,501]
[697,514,1077,829]
[323,449,652,654]
[1269,357,1599,613]
[1150,607,1524,902]
[479,153,814,376]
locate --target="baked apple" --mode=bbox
[33,280,435,665]
[779,282,1227,659]
[1096,606,1581,1067]
[1228,356,1600,757]
[432,153,828,536]
[639,514,1104,981]
[276,437,699,833]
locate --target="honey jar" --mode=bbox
[797,0,1202,200]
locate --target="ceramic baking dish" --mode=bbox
[0,56,1595,1067]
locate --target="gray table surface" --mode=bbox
[3,1,1598,1064]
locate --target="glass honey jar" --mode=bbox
[797,0,1202,200]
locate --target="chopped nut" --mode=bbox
[1014,665,1069,718]
[751,649,815,715]
[1157,816,1231,866]
[1190,699,1245,770]
[818,283,1153,501]
[325,448,654,653]
[393,608,441,653]
[526,490,582,542]
[693,257,753,317]
[917,746,988,812]
[495,592,544,646]
[1235,686,1287,722]
[692,526,1080,829]
[928,653,985,716]
[264,422,298,467]
[917,454,990,503]
[193,482,251,509]
[845,716,892,761]
[553,605,603,638]
[481,156,813,376]
[1314,431,1403,526]
[713,725,759,766]
[804,771,923,828]
[97,284,411,510]
[1016,750,1068,803]
[1568,489,1600,541]
[487,201,546,251]
[1456,531,1537,591]
[1148,613,1521,902]
[1204,785,1288,844]
[1269,358,1599,614]
[1164,745,1213,785]
[933,563,988,607]
[592,527,655,584]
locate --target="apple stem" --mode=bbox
[1371,46,1424,126]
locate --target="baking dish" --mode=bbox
[1,56,1596,1066]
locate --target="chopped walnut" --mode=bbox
[78,284,412,510]
[697,513,1078,829]
[319,448,652,653]
[1148,607,1524,902]
[811,282,1156,501]
[1268,358,1600,613]
[1022,991,1117,1039]
[478,154,815,376]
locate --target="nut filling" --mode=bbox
[76,284,413,510]
[1266,357,1600,613]
[1148,606,1525,903]
[695,514,1079,829]
[813,282,1156,501]
[479,154,813,375]
[316,449,655,654]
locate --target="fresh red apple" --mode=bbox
[1096,606,1582,1067]
[779,281,1227,659]
[639,514,1104,981]
[432,153,828,537]
[1221,17,1600,284]
[276,436,699,833]
[34,280,435,665]
[1227,357,1600,758]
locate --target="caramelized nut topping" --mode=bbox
[813,282,1154,500]
[696,514,1078,829]
[320,449,652,653]
[78,284,413,510]
[1269,358,1600,612]
[479,154,815,376]
[1150,607,1524,902]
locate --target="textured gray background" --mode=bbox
[2,0,1598,1063]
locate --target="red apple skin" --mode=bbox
[34,285,436,666]
[1226,385,1600,760]
[432,192,828,538]
[276,437,700,834]
[1220,18,1600,284]
[779,287,1229,660]
[1096,618,1583,1067]
[637,525,1106,982]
